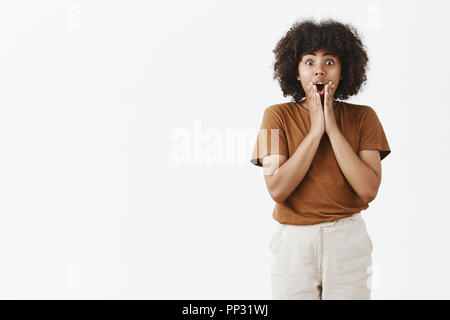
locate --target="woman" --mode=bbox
[250,18,391,300]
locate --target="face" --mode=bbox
[296,47,342,99]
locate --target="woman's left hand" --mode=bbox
[324,81,339,135]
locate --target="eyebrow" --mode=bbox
[304,52,336,57]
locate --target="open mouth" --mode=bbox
[315,83,325,95]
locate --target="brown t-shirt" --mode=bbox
[250,100,391,225]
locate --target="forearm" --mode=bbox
[270,132,322,202]
[327,128,379,202]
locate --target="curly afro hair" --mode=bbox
[272,18,369,102]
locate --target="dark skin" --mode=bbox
[295,48,382,203]
[296,47,343,136]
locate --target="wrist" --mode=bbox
[326,125,340,137]
[309,129,324,140]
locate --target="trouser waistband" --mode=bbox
[283,212,362,229]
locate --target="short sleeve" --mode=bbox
[359,106,391,161]
[250,108,289,167]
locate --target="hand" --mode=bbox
[306,82,325,138]
[323,81,339,135]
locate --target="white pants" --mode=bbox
[269,212,373,300]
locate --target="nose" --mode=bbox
[314,69,325,76]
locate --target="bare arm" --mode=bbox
[263,131,323,203]
[327,128,382,203]
[264,82,325,203]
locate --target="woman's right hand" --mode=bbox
[306,82,325,138]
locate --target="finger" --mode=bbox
[329,81,333,105]
[325,82,331,108]
[319,91,323,109]
[316,91,321,109]
[329,83,333,106]
[308,83,312,107]
[308,82,312,101]
[310,82,315,106]
[314,86,320,107]
[314,85,319,108]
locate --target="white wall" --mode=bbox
[0,0,448,299]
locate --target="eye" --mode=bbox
[305,59,334,66]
